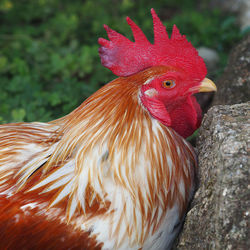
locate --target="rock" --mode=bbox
[239,0,250,30]
[174,102,250,249]
[209,0,250,29]
[198,47,219,73]
[194,47,219,114]
[213,35,250,106]
[210,0,244,13]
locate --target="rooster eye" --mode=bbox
[162,80,176,89]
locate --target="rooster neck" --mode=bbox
[0,75,197,249]
[42,78,196,247]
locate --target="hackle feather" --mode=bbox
[0,66,196,248]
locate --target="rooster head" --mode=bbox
[98,8,216,138]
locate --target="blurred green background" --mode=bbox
[0,0,246,123]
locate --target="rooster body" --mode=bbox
[0,10,216,250]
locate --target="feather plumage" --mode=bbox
[0,9,216,250]
[0,67,197,249]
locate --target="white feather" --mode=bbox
[49,180,73,207]
[29,160,74,191]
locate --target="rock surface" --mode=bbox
[213,35,250,106]
[194,46,220,113]
[210,0,245,13]
[174,102,250,249]
[209,0,250,29]
[198,47,219,73]
[239,0,250,30]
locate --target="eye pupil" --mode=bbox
[162,80,175,89]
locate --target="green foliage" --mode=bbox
[0,0,245,123]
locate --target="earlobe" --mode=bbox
[144,88,158,97]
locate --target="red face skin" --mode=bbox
[140,70,202,138]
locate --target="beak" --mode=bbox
[199,78,217,92]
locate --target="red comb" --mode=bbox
[98,8,207,78]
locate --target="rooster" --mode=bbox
[0,9,216,250]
